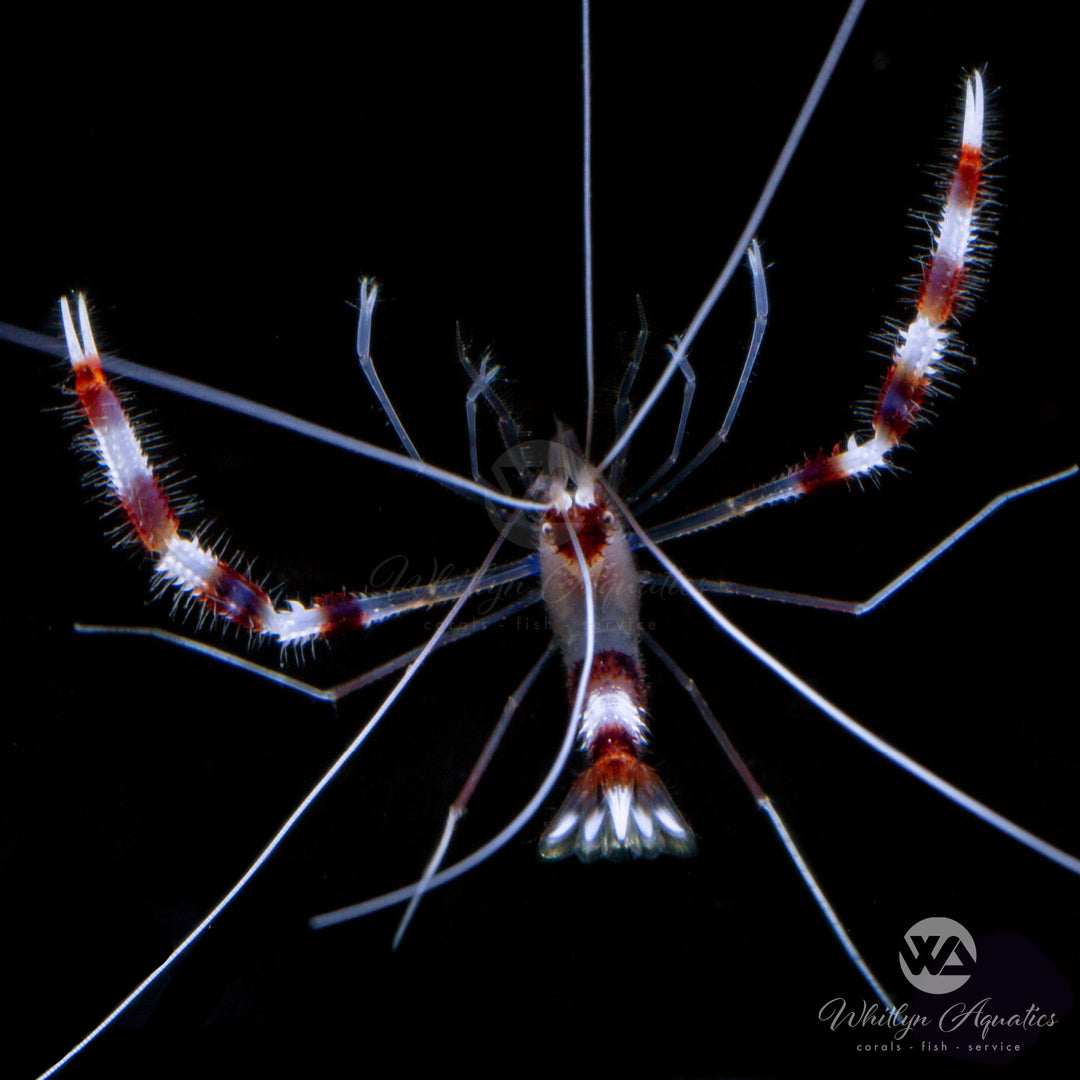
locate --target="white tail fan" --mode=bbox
[540,758,696,861]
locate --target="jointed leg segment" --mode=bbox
[642,74,990,545]
[641,467,1077,614]
[632,239,769,513]
[60,294,537,648]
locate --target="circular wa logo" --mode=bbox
[483,439,586,550]
[899,916,977,994]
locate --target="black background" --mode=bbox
[2,3,1076,1077]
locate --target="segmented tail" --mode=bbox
[540,752,695,861]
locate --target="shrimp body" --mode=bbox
[537,461,695,860]
[0,3,1076,1079]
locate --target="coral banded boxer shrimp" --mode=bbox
[2,0,1078,1075]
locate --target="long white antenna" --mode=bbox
[582,0,596,458]
[610,480,1080,878]
[311,508,598,929]
[33,523,515,1079]
[600,0,867,470]
[58,307,548,513]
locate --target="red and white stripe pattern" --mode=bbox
[61,294,372,646]
[538,478,695,860]
[540,75,988,857]
[795,71,988,494]
[675,71,989,527]
[539,650,697,861]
